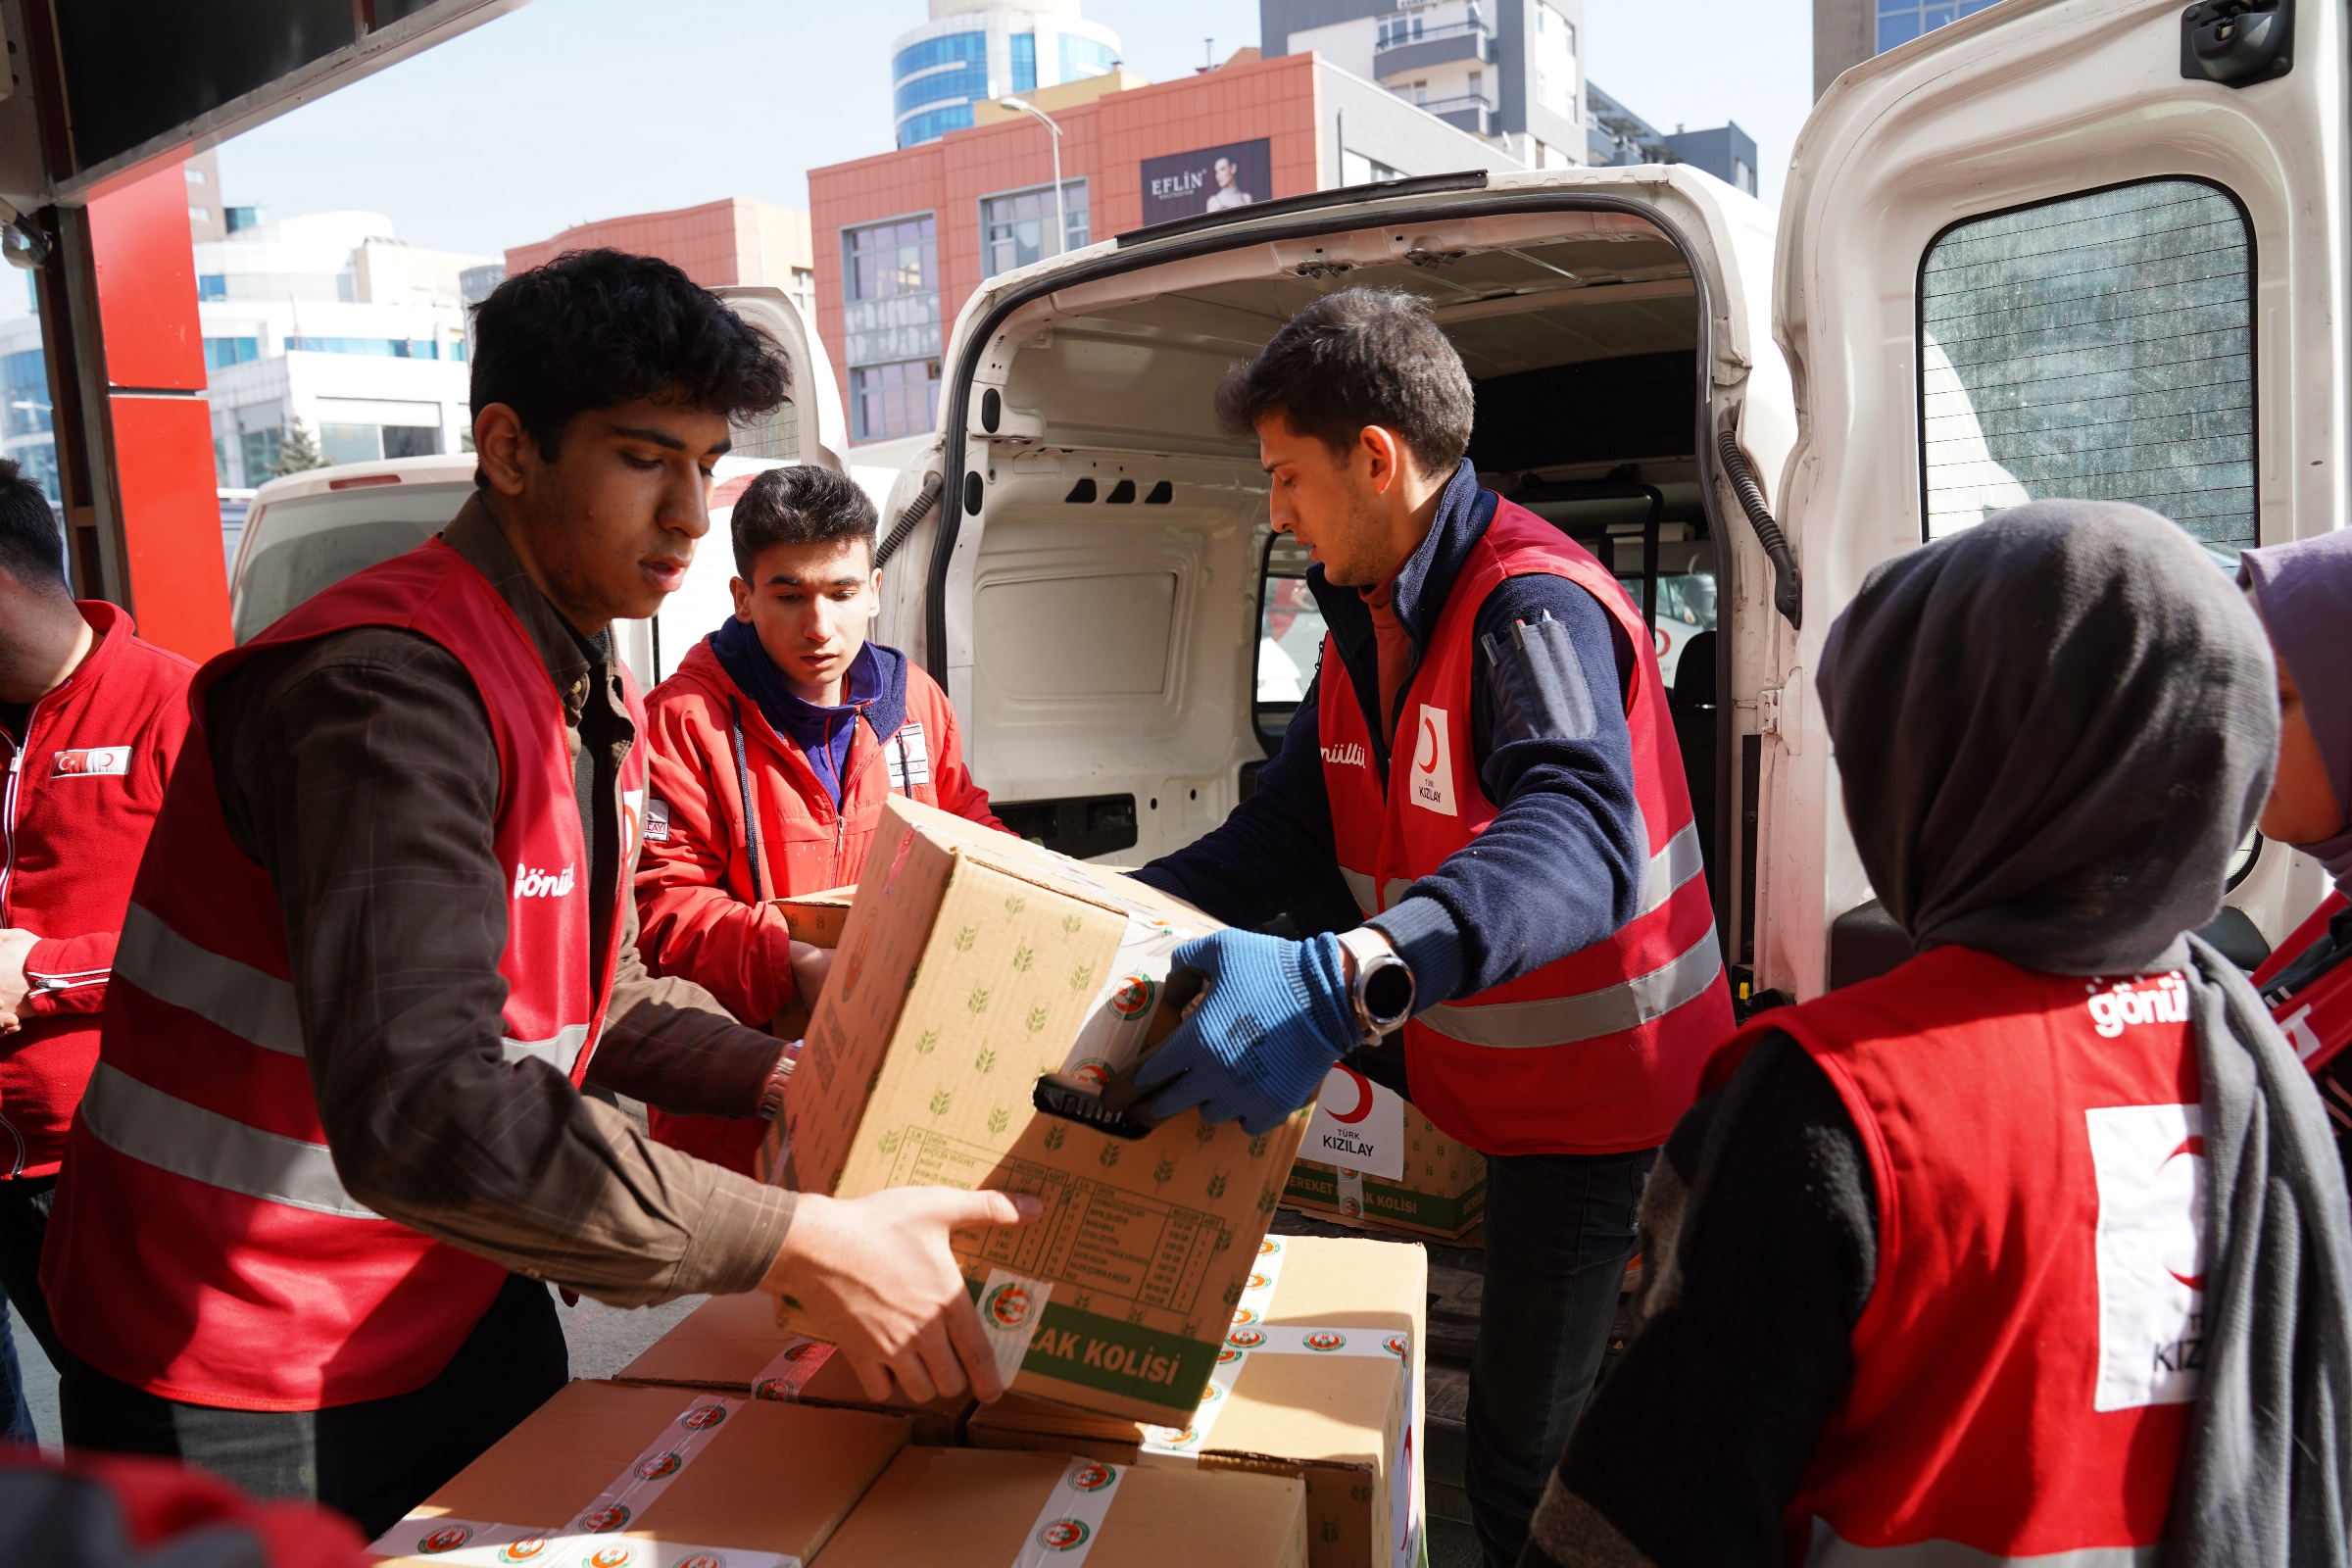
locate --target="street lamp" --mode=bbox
[995,96,1066,260]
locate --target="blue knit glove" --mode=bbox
[1134,930,1359,1136]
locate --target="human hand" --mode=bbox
[788,941,834,1007]
[760,1186,1040,1403]
[1132,929,1355,1136]
[0,930,35,1034]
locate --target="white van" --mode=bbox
[858,0,2335,1004]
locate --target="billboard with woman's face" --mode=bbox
[1140,137,1272,225]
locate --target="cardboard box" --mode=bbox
[369,1379,906,1567]
[615,1290,970,1445]
[967,1234,1426,1568]
[813,1446,1310,1568]
[1284,1071,1485,1240]
[768,886,857,1039]
[768,795,1314,1428]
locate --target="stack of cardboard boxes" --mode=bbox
[377,799,1425,1566]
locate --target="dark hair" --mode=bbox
[0,459,66,592]
[468,249,791,484]
[1213,287,1473,476]
[731,466,878,578]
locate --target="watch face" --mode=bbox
[1361,958,1415,1026]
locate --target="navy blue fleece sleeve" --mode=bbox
[1131,678,1354,929]
[1368,573,1646,1003]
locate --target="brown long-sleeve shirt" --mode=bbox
[205,497,794,1305]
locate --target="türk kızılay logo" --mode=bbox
[2086,973,2189,1039]
[636,1450,683,1481]
[1110,974,1156,1019]
[1068,1461,1117,1493]
[680,1403,729,1431]
[1303,1330,1348,1352]
[987,1281,1035,1329]
[1039,1519,1093,1551]
[416,1524,472,1553]
[512,863,576,900]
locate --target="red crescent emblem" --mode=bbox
[1326,1065,1375,1124]
[2163,1135,2207,1290]
[1414,714,1440,773]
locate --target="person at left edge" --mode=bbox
[0,458,196,1446]
[39,251,1035,1538]
[635,464,1004,1176]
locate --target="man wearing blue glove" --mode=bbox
[1128,288,1734,1568]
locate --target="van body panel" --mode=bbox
[1770,0,2345,991]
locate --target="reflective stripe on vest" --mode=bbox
[119,903,595,1076]
[78,1061,375,1219]
[1808,1520,2159,1567]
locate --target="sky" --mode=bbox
[189,0,1816,266]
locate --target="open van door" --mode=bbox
[884,166,1795,976]
[621,286,845,688]
[1762,0,2343,998]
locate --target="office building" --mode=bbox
[893,1,1124,148]
[506,197,816,324]
[810,49,1521,445]
[1815,0,2002,96]
[200,210,492,488]
[1261,0,1585,168]
[1586,83,1757,196]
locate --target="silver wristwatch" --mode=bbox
[1334,926,1416,1044]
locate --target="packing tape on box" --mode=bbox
[750,1335,838,1401]
[1010,1455,1126,1568]
[977,1266,1054,1387]
[1336,1166,1366,1218]
[370,1394,798,1568]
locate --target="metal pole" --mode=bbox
[999,98,1066,256]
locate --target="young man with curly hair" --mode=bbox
[39,252,1032,1534]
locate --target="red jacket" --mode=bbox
[635,634,1003,1172]
[0,602,193,1179]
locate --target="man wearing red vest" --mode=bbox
[636,464,1004,1175]
[0,457,196,1446]
[39,251,1031,1536]
[1127,288,1732,1567]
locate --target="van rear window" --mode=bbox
[1918,179,2254,561]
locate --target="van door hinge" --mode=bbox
[1758,673,1801,755]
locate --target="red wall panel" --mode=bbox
[86,162,205,392]
[106,395,229,662]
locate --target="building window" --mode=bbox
[189,207,211,225]
[186,167,207,185]
[895,29,989,145]
[1919,179,2255,553]
[1734,158,1754,195]
[1875,0,2001,54]
[852,360,940,443]
[1059,33,1117,78]
[382,425,442,460]
[1011,31,1038,93]
[197,274,227,302]
[204,336,260,370]
[899,106,977,146]
[982,181,1089,276]
[282,336,457,360]
[241,426,284,482]
[4,350,52,437]
[846,216,937,302]
[1343,150,1404,186]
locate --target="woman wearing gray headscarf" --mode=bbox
[2240,530,2352,1173]
[1519,503,2352,1568]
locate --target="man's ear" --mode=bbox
[473,405,532,498]
[729,576,753,620]
[1358,424,1408,496]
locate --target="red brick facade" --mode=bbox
[809,52,1324,440]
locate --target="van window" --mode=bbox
[1255,533,1325,749]
[232,484,470,644]
[1918,179,2255,558]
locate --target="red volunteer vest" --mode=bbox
[2254,891,2352,1076]
[41,539,644,1411]
[1320,496,1733,1154]
[1716,946,2202,1565]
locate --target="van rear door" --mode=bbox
[909,171,1794,935]
[1763,0,2343,996]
